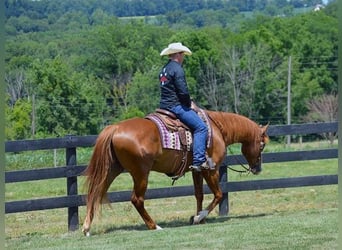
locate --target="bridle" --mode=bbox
[207,113,266,174]
[227,147,251,174]
[227,139,265,174]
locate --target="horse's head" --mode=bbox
[241,124,269,175]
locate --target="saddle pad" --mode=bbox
[146,115,192,151]
[197,109,212,149]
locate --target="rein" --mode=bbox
[227,147,250,174]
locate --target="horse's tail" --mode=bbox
[83,125,117,218]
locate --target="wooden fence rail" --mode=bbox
[5,122,338,231]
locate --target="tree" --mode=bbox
[30,57,109,137]
[5,69,28,107]
[303,93,337,144]
[305,94,338,122]
[170,28,223,109]
[5,95,32,140]
[127,68,160,115]
[4,0,338,137]
[222,42,269,116]
[5,68,36,139]
[86,20,165,81]
[199,61,231,111]
[110,80,130,121]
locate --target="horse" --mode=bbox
[82,110,269,236]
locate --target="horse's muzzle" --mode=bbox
[250,164,262,175]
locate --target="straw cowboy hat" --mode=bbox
[160,42,192,56]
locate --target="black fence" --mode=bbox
[5,122,338,231]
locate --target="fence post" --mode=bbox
[218,164,229,216]
[66,135,78,231]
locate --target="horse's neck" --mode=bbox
[208,111,258,145]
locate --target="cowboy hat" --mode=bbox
[160,42,192,56]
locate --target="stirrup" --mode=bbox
[189,165,202,172]
[206,157,216,170]
[200,161,210,170]
[189,162,209,172]
[189,159,215,172]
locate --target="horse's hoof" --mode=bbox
[189,216,195,225]
[193,215,201,224]
[82,228,90,237]
[192,210,209,224]
[156,225,163,230]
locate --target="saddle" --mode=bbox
[153,109,191,148]
[145,106,212,183]
[154,109,187,130]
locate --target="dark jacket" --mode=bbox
[159,60,191,110]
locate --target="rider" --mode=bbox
[159,42,209,172]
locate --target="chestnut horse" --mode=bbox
[82,110,269,236]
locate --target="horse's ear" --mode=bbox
[259,122,270,132]
[260,122,270,144]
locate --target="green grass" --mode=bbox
[5,147,93,171]
[5,141,338,249]
[5,208,338,249]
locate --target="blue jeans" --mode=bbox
[170,105,208,166]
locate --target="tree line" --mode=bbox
[5,0,322,19]
[5,0,329,35]
[5,0,338,139]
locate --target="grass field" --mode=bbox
[5,208,338,249]
[5,141,338,249]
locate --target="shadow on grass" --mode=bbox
[98,212,271,235]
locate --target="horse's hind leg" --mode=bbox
[130,173,161,230]
[82,166,123,236]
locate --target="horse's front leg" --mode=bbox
[191,171,204,224]
[193,170,223,224]
[203,170,223,213]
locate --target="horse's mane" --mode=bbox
[206,110,260,144]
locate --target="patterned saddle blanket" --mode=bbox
[145,108,212,151]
